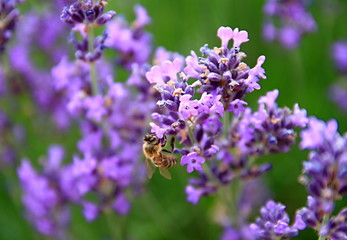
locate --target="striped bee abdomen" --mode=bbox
[153,154,177,168]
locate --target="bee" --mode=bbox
[143,133,177,179]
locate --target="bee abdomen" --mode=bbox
[159,158,177,168]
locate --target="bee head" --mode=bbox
[144,133,158,143]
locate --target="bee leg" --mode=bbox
[170,136,175,153]
[161,135,167,148]
[162,149,171,153]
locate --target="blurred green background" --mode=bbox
[2,0,347,239]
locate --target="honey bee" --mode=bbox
[143,133,177,179]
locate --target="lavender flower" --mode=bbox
[220,179,268,240]
[298,117,347,238]
[144,25,310,240]
[330,82,347,112]
[332,41,347,72]
[49,2,172,223]
[319,209,347,240]
[105,5,152,69]
[145,26,307,208]
[263,0,316,49]
[0,0,24,52]
[60,0,115,25]
[8,9,71,130]
[230,89,308,156]
[182,26,266,103]
[18,145,70,236]
[250,200,305,240]
[50,64,152,219]
[61,0,116,62]
[181,152,206,173]
[0,110,24,167]
[329,41,347,111]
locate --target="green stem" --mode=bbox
[223,111,230,139]
[317,214,330,240]
[291,49,305,99]
[104,210,123,240]
[185,120,196,146]
[229,178,243,227]
[202,163,218,184]
[87,24,98,95]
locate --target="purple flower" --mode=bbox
[185,185,204,204]
[298,118,347,238]
[60,1,115,25]
[84,95,107,122]
[45,145,65,172]
[231,90,307,156]
[258,89,278,110]
[249,56,266,79]
[249,200,304,239]
[263,22,276,42]
[217,26,233,48]
[231,28,249,48]
[279,26,301,49]
[51,57,72,90]
[146,65,165,84]
[332,41,347,72]
[300,118,338,149]
[0,0,23,52]
[178,94,199,119]
[134,4,151,28]
[181,152,205,173]
[113,193,131,215]
[262,0,316,49]
[222,226,256,240]
[291,104,308,128]
[82,202,99,222]
[150,122,167,139]
[105,5,152,69]
[18,148,70,236]
[228,99,248,117]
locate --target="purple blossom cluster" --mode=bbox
[330,41,347,112]
[249,200,305,240]
[145,25,310,240]
[17,2,188,235]
[263,0,317,49]
[297,117,347,239]
[0,110,24,167]
[332,41,347,73]
[18,145,70,236]
[7,6,72,129]
[38,1,155,224]
[105,4,152,69]
[61,0,116,62]
[0,0,24,52]
[146,27,308,204]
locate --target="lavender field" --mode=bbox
[1,0,347,239]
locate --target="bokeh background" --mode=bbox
[1,0,347,239]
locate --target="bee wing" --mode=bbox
[159,167,172,180]
[145,158,156,179]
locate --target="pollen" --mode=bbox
[219,58,229,65]
[213,47,223,55]
[172,88,184,97]
[234,62,248,73]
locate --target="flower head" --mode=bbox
[181,152,206,173]
[250,200,305,239]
